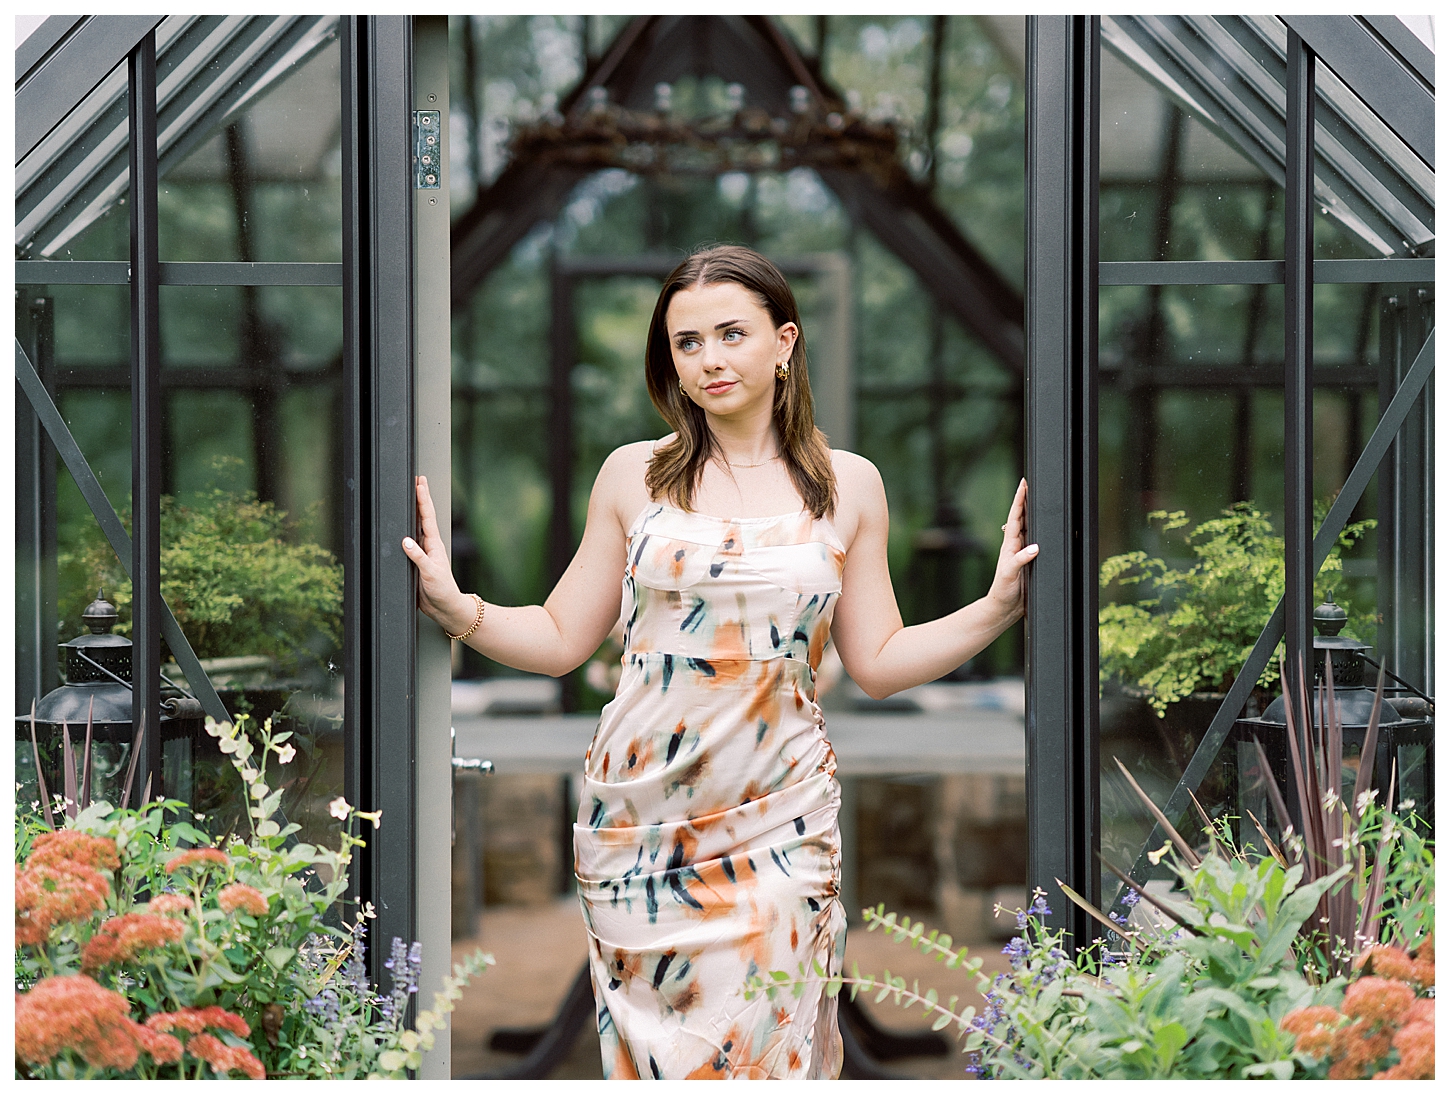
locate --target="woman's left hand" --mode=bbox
[986,479,1038,623]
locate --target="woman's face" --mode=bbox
[666,280,797,419]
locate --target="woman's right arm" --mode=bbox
[402,448,636,677]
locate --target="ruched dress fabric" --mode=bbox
[574,502,847,1080]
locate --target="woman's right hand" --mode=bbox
[401,475,477,635]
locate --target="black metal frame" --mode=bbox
[1024,16,1436,938]
[128,31,164,788]
[1024,15,1100,949]
[340,15,418,984]
[1283,30,1316,717]
[15,15,424,992]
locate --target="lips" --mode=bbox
[703,380,737,394]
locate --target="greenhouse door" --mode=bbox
[1022,15,1434,951]
[14,15,454,1074]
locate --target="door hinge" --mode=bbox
[413,110,441,189]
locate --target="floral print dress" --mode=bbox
[574,502,847,1080]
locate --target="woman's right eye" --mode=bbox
[676,337,699,351]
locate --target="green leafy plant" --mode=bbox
[14,713,491,1079]
[748,738,1432,1078]
[58,486,342,672]
[1099,503,1374,715]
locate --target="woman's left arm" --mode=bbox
[830,466,1038,700]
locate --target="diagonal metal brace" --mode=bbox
[1111,327,1435,909]
[15,338,232,726]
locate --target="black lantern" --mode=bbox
[15,590,204,808]
[1231,598,1434,844]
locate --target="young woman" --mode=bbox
[404,245,1038,1079]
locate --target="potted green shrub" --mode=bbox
[1098,502,1375,719]
[55,486,344,831]
[1095,503,1375,844]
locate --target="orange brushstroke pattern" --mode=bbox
[575,503,847,1078]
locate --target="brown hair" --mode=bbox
[643,245,837,519]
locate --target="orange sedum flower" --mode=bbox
[1327,1020,1395,1080]
[147,1006,251,1039]
[15,975,181,1073]
[217,883,268,917]
[80,912,185,973]
[1341,976,1415,1025]
[27,831,120,872]
[185,1032,266,1079]
[1377,1018,1434,1080]
[16,861,110,946]
[164,847,230,873]
[1354,944,1417,984]
[145,893,194,916]
[1281,1004,1339,1036]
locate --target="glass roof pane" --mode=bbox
[1103,14,1435,258]
[16,14,337,258]
[160,34,341,262]
[1100,50,1279,263]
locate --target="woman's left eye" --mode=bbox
[723,328,744,341]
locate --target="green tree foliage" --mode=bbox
[1099,504,1375,715]
[58,490,342,671]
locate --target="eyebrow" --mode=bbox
[672,319,746,338]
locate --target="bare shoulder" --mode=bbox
[594,438,668,527]
[829,449,887,550]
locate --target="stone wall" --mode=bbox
[455,771,1027,942]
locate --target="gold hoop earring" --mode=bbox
[775,361,790,381]
[679,380,688,397]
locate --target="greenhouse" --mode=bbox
[13,14,1435,1081]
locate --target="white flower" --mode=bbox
[275,743,297,765]
[329,796,351,820]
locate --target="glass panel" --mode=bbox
[158,282,345,842]
[1104,14,1433,258]
[16,280,133,814]
[160,27,341,261]
[1100,45,1279,263]
[1095,275,1423,904]
[16,15,338,261]
[15,58,130,259]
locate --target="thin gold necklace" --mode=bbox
[719,454,781,469]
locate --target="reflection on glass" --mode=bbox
[17,17,339,261]
[160,30,342,262]
[156,274,345,844]
[1095,273,1401,908]
[1100,45,1276,264]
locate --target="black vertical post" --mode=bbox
[1283,32,1315,693]
[548,256,578,711]
[1024,15,1100,950]
[1376,290,1434,692]
[341,15,418,983]
[129,32,163,794]
[16,295,60,711]
[224,122,279,504]
[340,17,364,919]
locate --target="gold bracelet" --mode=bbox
[445,593,485,642]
